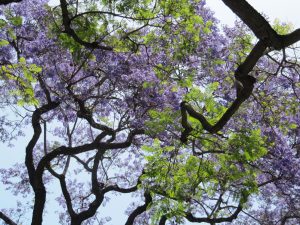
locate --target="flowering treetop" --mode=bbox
[0,0,300,224]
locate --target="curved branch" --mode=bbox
[71,151,104,225]
[102,169,144,194]
[36,128,144,172]
[222,0,300,50]
[76,99,115,135]
[103,184,138,194]
[26,101,60,186]
[281,29,300,47]
[70,10,155,22]
[28,127,143,224]
[221,0,280,48]
[124,192,152,225]
[159,215,167,225]
[59,0,113,50]
[25,101,60,225]
[180,34,266,141]
[181,0,300,141]
[185,204,242,223]
[180,102,192,143]
[58,175,76,218]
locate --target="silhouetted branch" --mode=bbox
[159,215,167,225]
[222,0,300,49]
[0,212,17,225]
[185,204,243,223]
[125,192,152,225]
[59,0,113,50]
[221,0,280,47]
[0,0,21,5]
[181,0,300,142]
[25,101,60,225]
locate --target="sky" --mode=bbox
[207,0,300,27]
[0,1,300,225]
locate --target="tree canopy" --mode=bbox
[0,0,300,224]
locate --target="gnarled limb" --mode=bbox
[181,0,300,142]
[25,101,60,225]
[59,0,113,50]
[180,40,265,141]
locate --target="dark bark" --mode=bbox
[50,152,142,225]
[35,128,144,178]
[180,40,265,141]
[25,101,60,225]
[159,215,167,225]
[185,204,242,223]
[59,0,113,50]
[181,0,300,142]
[0,0,21,5]
[0,212,17,225]
[222,0,300,49]
[222,0,280,47]
[124,192,152,225]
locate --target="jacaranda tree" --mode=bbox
[0,0,300,224]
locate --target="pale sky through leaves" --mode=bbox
[207,0,300,27]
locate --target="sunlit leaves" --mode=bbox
[145,108,181,135]
[0,19,7,28]
[8,16,22,26]
[0,58,40,106]
[141,126,267,220]
[0,39,9,47]
[272,18,293,35]
[142,139,205,201]
[184,82,227,127]
[230,128,267,161]
[58,33,83,54]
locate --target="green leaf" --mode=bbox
[29,64,42,73]
[9,16,22,26]
[0,19,7,28]
[7,28,16,40]
[19,57,26,64]
[272,18,293,35]
[0,39,9,47]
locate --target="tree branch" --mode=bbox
[0,0,21,5]
[185,204,242,223]
[124,192,152,225]
[0,212,17,225]
[159,215,167,225]
[181,0,300,142]
[222,0,300,50]
[59,0,113,50]
[221,0,280,48]
[25,101,60,225]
